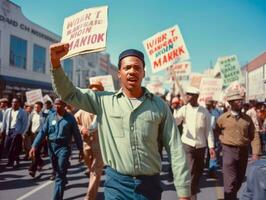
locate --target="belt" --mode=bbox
[222,143,248,148]
[49,139,69,146]
[105,166,160,180]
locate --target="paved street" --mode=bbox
[0,149,265,200]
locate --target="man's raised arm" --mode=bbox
[49,43,100,115]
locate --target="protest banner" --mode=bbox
[89,75,115,92]
[172,61,191,75]
[198,77,223,105]
[143,25,190,73]
[189,73,203,89]
[217,55,242,87]
[25,89,43,105]
[146,82,165,95]
[173,61,191,83]
[61,6,108,59]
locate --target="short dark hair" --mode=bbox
[35,101,43,108]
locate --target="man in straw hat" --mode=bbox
[174,86,215,200]
[49,42,191,200]
[216,90,261,200]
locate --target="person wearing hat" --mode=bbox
[29,98,83,200]
[215,90,261,200]
[0,98,9,159]
[74,81,104,200]
[49,43,191,200]
[174,86,215,200]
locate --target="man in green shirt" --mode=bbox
[50,43,191,200]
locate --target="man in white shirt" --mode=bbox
[174,86,215,200]
[26,101,45,177]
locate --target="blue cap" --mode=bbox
[118,49,145,69]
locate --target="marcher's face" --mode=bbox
[229,99,243,112]
[118,56,145,92]
[34,104,42,113]
[256,109,264,120]
[0,102,7,108]
[54,102,65,114]
[45,103,52,110]
[11,99,20,110]
[25,106,32,113]
[186,93,198,106]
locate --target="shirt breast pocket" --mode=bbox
[109,114,125,138]
[138,113,160,141]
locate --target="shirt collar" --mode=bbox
[114,87,153,99]
[225,111,243,118]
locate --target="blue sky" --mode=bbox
[12,0,266,77]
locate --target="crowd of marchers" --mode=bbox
[0,43,265,200]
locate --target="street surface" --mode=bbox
[0,148,264,200]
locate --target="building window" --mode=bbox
[63,59,73,80]
[33,44,46,73]
[10,35,27,69]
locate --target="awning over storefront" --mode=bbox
[0,75,53,91]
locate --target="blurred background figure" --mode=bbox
[0,98,9,160]
[75,81,104,200]
[2,98,28,167]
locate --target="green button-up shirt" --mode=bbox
[51,67,191,197]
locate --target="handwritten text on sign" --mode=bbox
[62,6,108,58]
[143,25,189,73]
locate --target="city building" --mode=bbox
[0,0,119,102]
[244,51,266,102]
[70,52,119,89]
[0,0,60,100]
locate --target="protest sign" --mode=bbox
[26,89,43,105]
[189,73,203,89]
[146,82,165,95]
[173,61,191,83]
[198,77,223,105]
[62,6,108,59]
[89,75,115,92]
[172,61,191,75]
[143,25,190,73]
[217,55,242,87]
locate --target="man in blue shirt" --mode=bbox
[2,98,28,167]
[29,98,83,200]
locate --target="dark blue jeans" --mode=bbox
[104,166,162,200]
[49,143,71,200]
[4,130,22,164]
